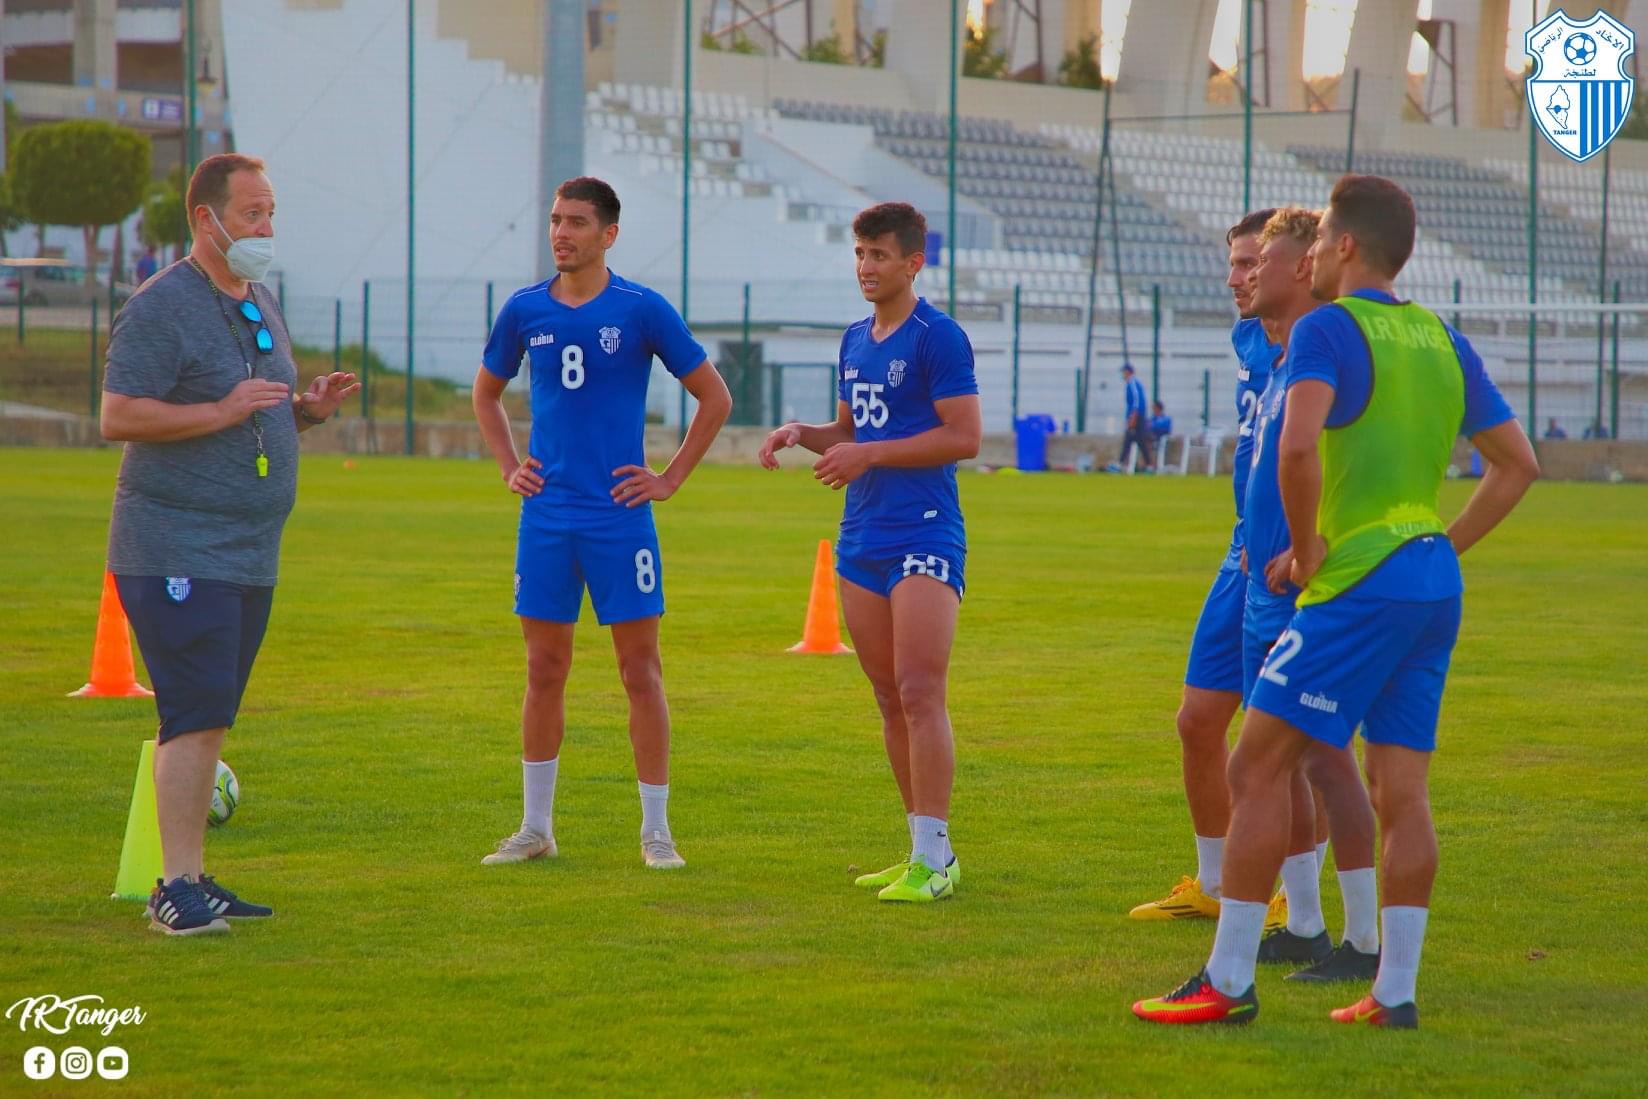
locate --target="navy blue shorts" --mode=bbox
[837,544,966,601]
[1247,593,1462,752]
[115,575,274,743]
[1184,564,1245,693]
[515,510,664,626]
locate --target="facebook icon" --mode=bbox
[23,1046,55,1080]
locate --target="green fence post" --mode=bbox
[1150,283,1161,402]
[485,280,495,337]
[332,297,342,380]
[1610,280,1621,439]
[1201,368,1211,430]
[361,280,372,420]
[1451,277,1461,331]
[89,298,100,420]
[15,278,22,346]
[1010,283,1022,423]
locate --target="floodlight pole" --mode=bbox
[1242,0,1253,212]
[1078,82,1113,435]
[947,0,959,315]
[1595,143,1611,432]
[185,0,197,178]
[1010,283,1021,422]
[405,0,417,456]
[1526,92,1538,435]
[679,0,694,443]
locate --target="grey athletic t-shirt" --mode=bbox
[105,261,300,586]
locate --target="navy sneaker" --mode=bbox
[1286,940,1379,983]
[146,876,230,936]
[199,875,273,919]
[1257,926,1332,964]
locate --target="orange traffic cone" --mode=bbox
[69,571,154,698]
[789,539,853,654]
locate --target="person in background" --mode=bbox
[135,244,160,286]
[1151,400,1173,442]
[1120,363,1155,471]
[1543,418,1567,440]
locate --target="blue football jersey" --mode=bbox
[836,298,978,557]
[482,271,706,525]
[1243,355,1297,604]
[1226,317,1280,565]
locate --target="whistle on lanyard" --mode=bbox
[256,454,269,478]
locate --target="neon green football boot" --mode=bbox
[856,856,960,889]
[877,859,955,903]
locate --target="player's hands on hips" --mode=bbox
[611,464,678,507]
[1289,534,1327,588]
[813,442,872,489]
[758,424,802,469]
[507,456,544,497]
[1264,547,1294,594]
[217,378,290,425]
[297,372,360,420]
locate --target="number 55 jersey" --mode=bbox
[834,297,978,598]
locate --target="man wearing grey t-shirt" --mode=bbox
[101,153,358,936]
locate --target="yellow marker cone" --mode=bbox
[111,739,163,901]
[789,539,852,654]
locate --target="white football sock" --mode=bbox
[1371,906,1428,1006]
[1338,868,1380,953]
[1316,840,1330,874]
[907,812,917,854]
[912,815,948,873]
[639,781,670,837]
[522,757,558,837]
[1205,898,1268,996]
[1281,852,1326,937]
[1195,834,1224,896]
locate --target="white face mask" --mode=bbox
[208,207,276,282]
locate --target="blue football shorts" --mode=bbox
[1241,584,1297,705]
[1247,592,1463,752]
[515,509,664,626]
[837,543,966,601]
[1184,563,1245,693]
[115,574,274,742]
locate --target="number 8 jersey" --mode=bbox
[836,297,979,557]
[482,271,706,525]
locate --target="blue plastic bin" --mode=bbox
[1014,414,1058,471]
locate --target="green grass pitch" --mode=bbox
[2,447,1645,1096]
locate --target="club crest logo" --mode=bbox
[1526,8,1635,163]
[165,577,190,602]
[599,326,622,354]
[887,359,907,387]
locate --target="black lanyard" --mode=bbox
[190,258,268,477]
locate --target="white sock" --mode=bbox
[1205,898,1268,996]
[522,758,558,837]
[1281,852,1326,937]
[1195,834,1224,897]
[1338,868,1380,953]
[1371,906,1428,1006]
[907,812,917,854]
[639,781,670,837]
[1316,840,1330,874]
[912,815,948,873]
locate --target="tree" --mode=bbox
[801,28,849,65]
[11,120,151,285]
[1621,90,1648,140]
[1057,34,1106,90]
[964,23,1009,79]
[139,165,189,261]
[0,101,25,257]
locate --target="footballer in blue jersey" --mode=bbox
[472,177,731,871]
[1237,208,1380,982]
[760,202,980,904]
[1136,176,1538,1030]
[1130,208,1280,923]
